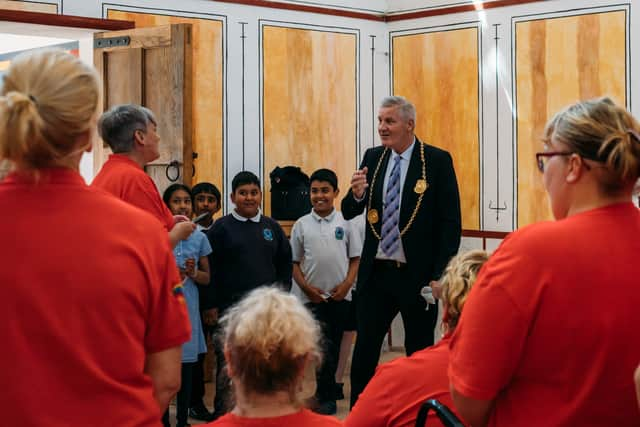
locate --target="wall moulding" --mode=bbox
[207,0,385,21]
[205,0,546,22]
[386,0,547,21]
[0,8,134,30]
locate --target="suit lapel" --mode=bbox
[370,148,390,237]
[372,148,390,210]
[400,139,422,228]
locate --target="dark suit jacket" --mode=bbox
[342,138,461,297]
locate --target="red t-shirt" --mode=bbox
[92,154,174,231]
[449,202,640,426]
[345,336,457,427]
[0,168,190,427]
[207,409,343,426]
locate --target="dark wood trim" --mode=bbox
[209,0,384,21]
[462,229,510,239]
[0,8,135,30]
[386,0,546,22]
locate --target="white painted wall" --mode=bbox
[0,33,74,54]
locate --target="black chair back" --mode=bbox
[415,399,465,427]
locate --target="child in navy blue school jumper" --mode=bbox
[290,168,362,415]
[206,171,292,418]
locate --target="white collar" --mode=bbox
[311,208,336,222]
[391,137,416,162]
[231,209,262,223]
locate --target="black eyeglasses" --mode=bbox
[535,152,573,172]
[535,151,594,173]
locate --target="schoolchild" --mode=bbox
[189,181,222,421]
[207,171,292,417]
[290,168,362,415]
[162,184,212,427]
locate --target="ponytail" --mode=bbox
[0,50,100,171]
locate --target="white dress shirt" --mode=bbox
[374,138,415,262]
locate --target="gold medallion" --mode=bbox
[414,179,428,194]
[367,209,379,224]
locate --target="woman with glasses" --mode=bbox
[449,97,640,426]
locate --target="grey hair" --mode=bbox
[380,96,416,123]
[98,104,157,153]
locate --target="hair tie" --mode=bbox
[627,129,640,143]
[28,94,38,104]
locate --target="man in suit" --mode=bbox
[342,96,461,408]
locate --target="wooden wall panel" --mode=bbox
[0,0,56,13]
[516,11,626,226]
[107,10,223,193]
[263,26,357,216]
[392,28,480,230]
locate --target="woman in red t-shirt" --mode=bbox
[0,50,190,427]
[449,97,640,426]
[204,287,342,427]
[345,250,488,427]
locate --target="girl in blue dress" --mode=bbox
[162,183,212,427]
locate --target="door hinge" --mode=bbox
[94,36,131,49]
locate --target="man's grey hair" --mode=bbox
[380,96,416,123]
[98,104,157,153]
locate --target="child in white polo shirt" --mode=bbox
[290,168,362,415]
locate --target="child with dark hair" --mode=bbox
[290,168,362,415]
[188,181,222,421]
[206,171,292,418]
[163,184,212,427]
[192,182,222,230]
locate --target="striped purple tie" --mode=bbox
[381,155,401,256]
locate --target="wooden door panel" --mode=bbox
[0,0,57,13]
[515,11,626,226]
[145,47,185,165]
[93,23,193,193]
[106,9,223,195]
[104,49,143,106]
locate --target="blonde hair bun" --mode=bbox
[221,286,321,398]
[0,49,100,170]
[440,249,489,332]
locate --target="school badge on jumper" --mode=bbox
[335,226,344,240]
[263,228,273,241]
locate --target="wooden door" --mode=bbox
[93,24,193,192]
